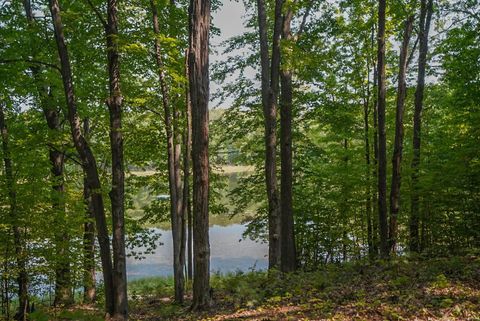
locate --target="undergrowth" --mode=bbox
[26,255,480,321]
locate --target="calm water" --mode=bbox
[127,224,268,280]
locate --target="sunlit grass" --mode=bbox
[129,275,175,298]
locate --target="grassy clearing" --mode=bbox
[129,276,176,300]
[28,255,480,320]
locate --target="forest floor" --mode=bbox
[30,255,480,321]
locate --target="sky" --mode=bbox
[211,0,247,47]
[210,0,249,108]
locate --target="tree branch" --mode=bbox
[46,143,83,166]
[297,0,313,37]
[406,35,419,68]
[450,8,480,22]
[0,59,61,72]
[83,0,107,28]
[138,105,165,119]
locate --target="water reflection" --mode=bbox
[127,224,268,280]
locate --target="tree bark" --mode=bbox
[256,0,282,269]
[174,102,186,303]
[187,196,193,281]
[149,0,185,303]
[371,23,379,256]
[188,0,211,310]
[341,139,349,262]
[48,0,115,315]
[376,0,389,258]
[363,61,374,258]
[279,7,296,272]
[1,104,28,321]
[410,0,433,253]
[105,1,128,319]
[183,49,193,282]
[389,16,414,254]
[174,101,185,304]
[83,119,96,305]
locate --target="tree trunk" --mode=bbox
[363,67,374,258]
[341,139,349,262]
[410,0,433,253]
[149,0,185,303]
[83,118,96,304]
[372,30,379,257]
[105,1,128,319]
[1,252,11,320]
[187,194,193,281]
[256,0,282,269]
[183,50,193,282]
[174,101,185,304]
[0,104,28,321]
[51,149,71,307]
[376,0,389,258]
[389,16,414,254]
[279,7,296,273]
[174,94,185,302]
[188,0,211,310]
[48,0,115,315]
[22,0,72,305]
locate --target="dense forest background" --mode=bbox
[0,0,479,320]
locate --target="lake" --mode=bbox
[126,224,268,280]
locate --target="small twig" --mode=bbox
[0,59,61,72]
[83,0,107,28]
[137,104,165,119]
[46,143,83,166]
[297,0,313,37]
[449,8,480,22]
[406,35,419,67]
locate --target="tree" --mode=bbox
[104,0,128,318]
[256,0,283,269]
[0,102,28,321]
[22,0,73,306]
[376,0,389,258]
[82,118,96,304]
[410,0,434,253]
[188,0,211,310]
[363,15,376,258]
[389,14,414,254]
[48,0,115,315]
[280,3,297,273]
[149,0,185,303]
[183,50,193,282]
